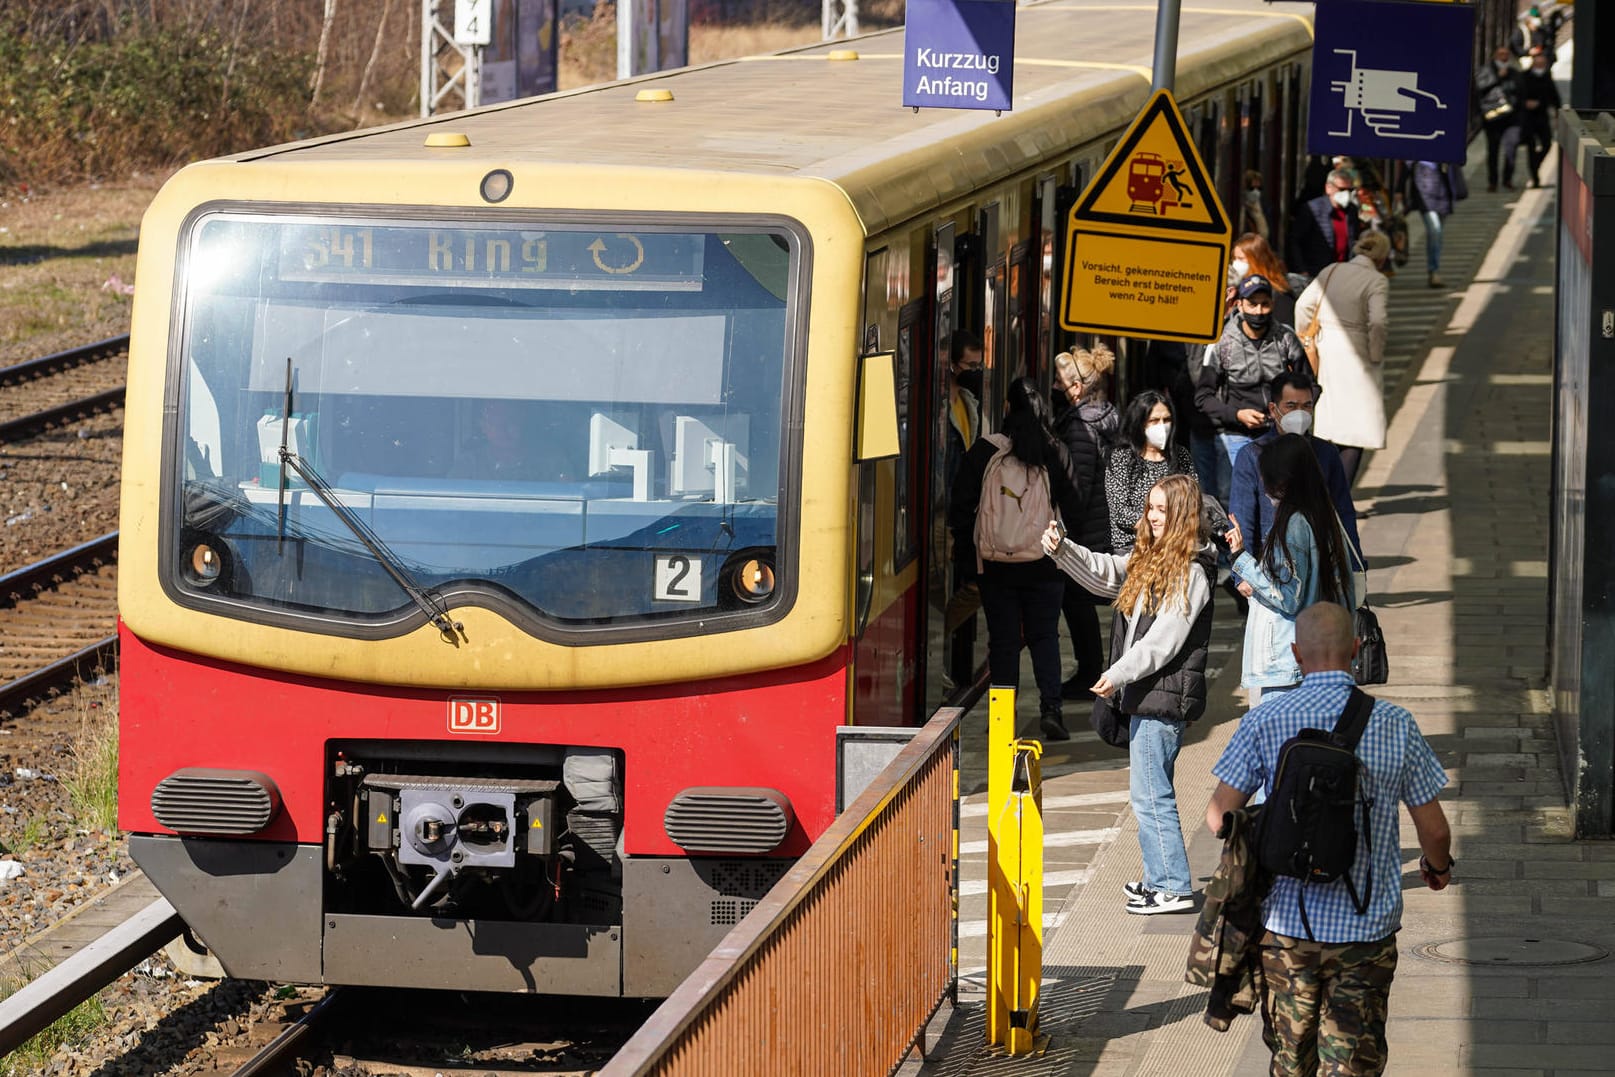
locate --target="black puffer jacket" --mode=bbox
[1109,546,1216,723]
[1053,398,1119,553]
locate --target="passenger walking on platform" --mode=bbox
[1294,232,1392,485]
[1052,346,1120,701]
[1229,373,1361,597]
[1286,169,1361,280]
[1227,233,1297,328]
[1476,46,1521,192]
[1399,160,1463,288]
[1105,390,1195,555]
[1194,274,1310,504]
[1504,51,1561,190]
[950,377,1082,742]
[1206,603,1452,1076]
[1238,170,1271,242]
[1042,474,1214,914]
[1225,435,1356,705]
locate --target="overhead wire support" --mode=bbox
[823,0,860,40]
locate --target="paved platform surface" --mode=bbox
[928,139,1614,1074]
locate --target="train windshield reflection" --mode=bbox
[170,213,797,634]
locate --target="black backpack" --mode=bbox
[1254,688,1375,940]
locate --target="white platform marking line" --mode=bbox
[958,826,1119,855]
[958,789,1130,817]
[958,867,1095,897]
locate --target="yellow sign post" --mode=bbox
[986,686,1045,1055]
[1060,88,1232,343]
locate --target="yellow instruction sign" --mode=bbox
[1061,89,1231,343]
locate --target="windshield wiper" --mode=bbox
[275,359,463,641]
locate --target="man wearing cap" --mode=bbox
[1193,274,1310,504]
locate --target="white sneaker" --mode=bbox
[1121,880,1148,900]
[1126,890,1195,915]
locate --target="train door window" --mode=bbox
[1035,175,1058,378]
[984,258,1008,406]
[894,300,925,570]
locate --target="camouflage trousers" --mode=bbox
[1258,930,1398,1076]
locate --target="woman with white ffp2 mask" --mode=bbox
[1103,391,1196,556]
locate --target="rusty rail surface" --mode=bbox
[604,703,964,1076]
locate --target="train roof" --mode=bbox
[222,0,1313,234]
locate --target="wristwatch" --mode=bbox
[1420,854,1455,876]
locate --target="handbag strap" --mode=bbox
[1301,264,1339,342]
[1328,503,1368,604]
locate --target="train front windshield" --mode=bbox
[168,212,801,639]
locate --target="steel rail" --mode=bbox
[0,897,182,1055]
[0,532,119,607]
[0,386,126,443]
[0,532,121,715]
[232,990,346,1077]
[0,335,130,388]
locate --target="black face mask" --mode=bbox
[1243,311,1271,330]
[956,369,984,398]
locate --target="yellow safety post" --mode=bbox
[985,686,1046,1055]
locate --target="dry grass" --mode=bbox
[66,683,121,838]
[562,14,823,88]
[0,174,168,365]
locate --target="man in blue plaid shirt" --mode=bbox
[1206,603,1453,1075]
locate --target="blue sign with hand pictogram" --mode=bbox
[1308,0,1476,164]
[902,0,1016,112]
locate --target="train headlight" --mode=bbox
[729,556,776,604]
[186,542,224,586]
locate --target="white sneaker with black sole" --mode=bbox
[1125,889,1195,915]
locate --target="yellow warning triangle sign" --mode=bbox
[1070,89,1231,237]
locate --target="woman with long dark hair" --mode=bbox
[949,377,1082,741]
[1041,473,1215,914]
[1226,433,1356,702]
[1105,390,1196,554]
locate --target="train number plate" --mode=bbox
[653,555,703,603]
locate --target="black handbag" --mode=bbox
[1352,602,1389,685]
[1090,694,1129,748]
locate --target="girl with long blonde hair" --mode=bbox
[1041,472,1215,914]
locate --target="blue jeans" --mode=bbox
[1421,209,1444,273]
[1190,430,1220,499]
[1214,431,1252,506]
[1129,714,1192,897]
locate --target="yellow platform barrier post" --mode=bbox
[985,686,1045,1055]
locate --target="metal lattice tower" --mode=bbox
[822,0,860,39]
[421,0,481,116]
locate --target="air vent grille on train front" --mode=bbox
[151,769,281,835]
[663,787,793,854]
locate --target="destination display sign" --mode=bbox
[902,0,1015,111]
[275,225,706,290]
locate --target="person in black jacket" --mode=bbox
[950,377,1083,742]
[1503,51,1561,189]
[1052,345,1120,700]
[1285,169,1360,280]
[1475,46,1520,192]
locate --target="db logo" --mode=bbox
[447,698,501,735]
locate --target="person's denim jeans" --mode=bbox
[1214,431,1252,506]
[1190,430,1220,500]
[981,574,1066,736]
[1129,714,1192,896]
[1421,209,1444,273]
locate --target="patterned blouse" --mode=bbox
[1104,444,1196,553]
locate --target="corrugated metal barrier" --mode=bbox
[604,704,964,1075]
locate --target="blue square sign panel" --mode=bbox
[1309,0,1477,164]
[902,0,1015,112]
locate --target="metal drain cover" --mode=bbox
[1414,937,1609,967]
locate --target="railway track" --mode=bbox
[0,335,129,442]
[0,533,119,718]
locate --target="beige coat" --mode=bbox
[1296,254,1389,450]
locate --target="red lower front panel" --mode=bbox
[117,624,851,856]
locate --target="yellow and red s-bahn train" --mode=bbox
[116,0,1335,997]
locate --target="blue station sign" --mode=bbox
[902,0,1016,112]
[1308,0,1477,165]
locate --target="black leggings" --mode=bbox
[1337,446,1364,486]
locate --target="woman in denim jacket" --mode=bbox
[1225,435,1356,703]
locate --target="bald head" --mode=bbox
[1292,603,1357,673]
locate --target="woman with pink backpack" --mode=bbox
[948,377,1084,742]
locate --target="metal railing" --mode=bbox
[603,703,964,1076]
